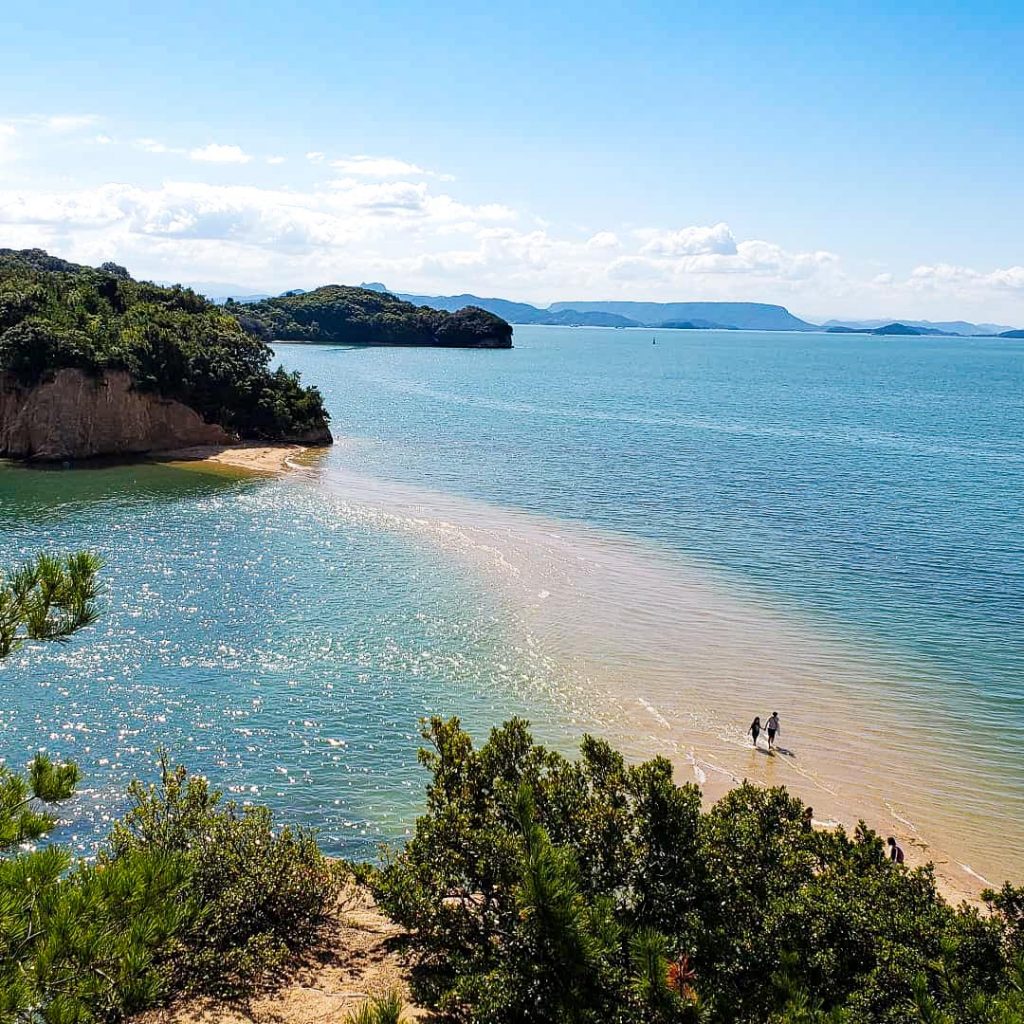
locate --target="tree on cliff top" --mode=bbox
[0,248,331,443]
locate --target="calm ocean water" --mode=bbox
[2,326,1022,881]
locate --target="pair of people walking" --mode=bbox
[749,712,780,750]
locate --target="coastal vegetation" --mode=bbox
[233,286,514,348]
[0,248,330,444]
[3,555,1024,1022]
[0,553,338,1022]
[370,717,1024,1024]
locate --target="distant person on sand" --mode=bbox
[748,716,761,747]
[765,712,780,750]
[887,836,905,864]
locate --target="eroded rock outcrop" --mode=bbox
[0,370,237,461]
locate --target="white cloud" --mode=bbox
[909,262,1024,293]
[332,155,427,177]
[639,222,737,257]
[3,134,1020,322]
[188,143,252,164]
[329,154,453,181]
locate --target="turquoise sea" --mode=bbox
[1,327,1022,886]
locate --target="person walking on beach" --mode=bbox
[748,716,762,747]
[765,712,780,750]
[887,836,905,864]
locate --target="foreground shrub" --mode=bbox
[108,754,337,997]
[372,717,1022,1024]
[347,988,407,1024]
[2,553,338,1018]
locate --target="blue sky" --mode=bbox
[2,0,1023,322]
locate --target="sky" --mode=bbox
[2,0,1023,324]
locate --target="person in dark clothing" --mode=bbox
[887,836,905,864]
[765,712,780,750]
[749,716,762,747]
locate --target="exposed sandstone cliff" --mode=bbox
[0,369,239,461]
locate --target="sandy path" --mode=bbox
[134,886,429,1023]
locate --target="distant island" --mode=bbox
[827,322,948,337]
[234,286,513,348]
[658,319,738,331]
[0,248,331,461]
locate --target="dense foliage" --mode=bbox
[372,717,1024,1024]
[0,553,338,1022]
[108,755,337,997]
[0,248,330,441]
[234,285,513,348]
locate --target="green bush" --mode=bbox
[108,754,337,997]
[372,717,1023,1024]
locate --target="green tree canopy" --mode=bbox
[372,716,1024,1024]
[0,248,331,443]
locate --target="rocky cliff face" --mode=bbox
[0,369,239,461]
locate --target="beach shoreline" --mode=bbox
[154,442,326,475]
[301,463,1015,907]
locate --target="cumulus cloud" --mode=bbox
[188,143,252,164]
[0,178,517,256]
[639,222,737,257]
[13,131,1009,320]
[909,262,1024,293]
[332,155,423,177]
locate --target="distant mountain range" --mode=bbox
[198,281,1022,337]
[379,289,816,331]
[375,289,1021,336]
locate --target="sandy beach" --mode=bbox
[155,443,321,475]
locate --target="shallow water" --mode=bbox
[2,326,1022,885]
[0,464,576,858]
